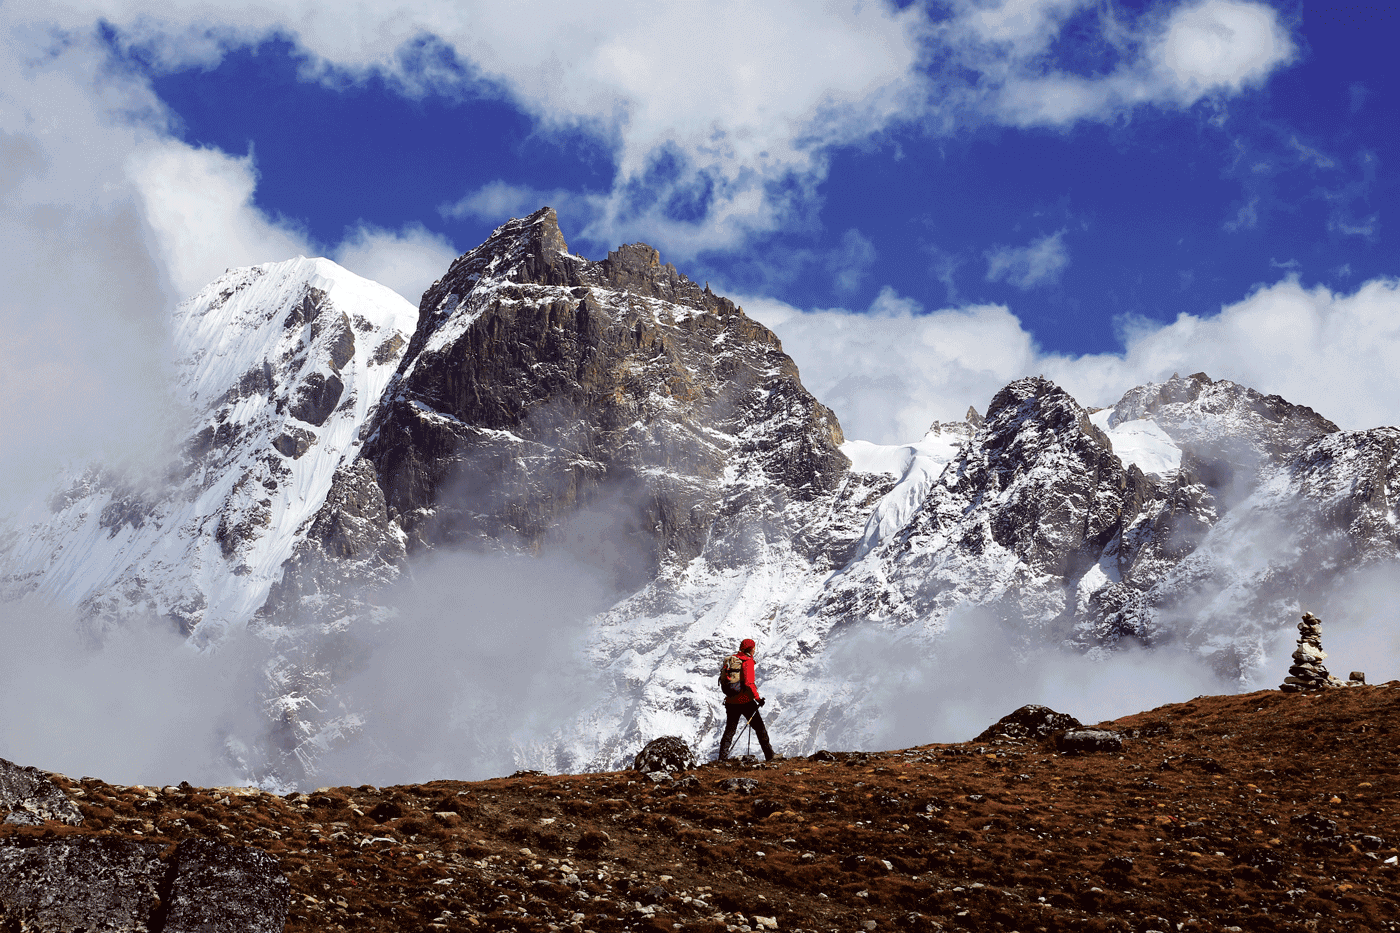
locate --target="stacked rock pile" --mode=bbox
[1281,612,1362,692]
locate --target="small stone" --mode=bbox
[1350,671,1366,684]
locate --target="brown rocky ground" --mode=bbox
[5,684,1399,933]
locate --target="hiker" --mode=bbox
[718,638,777,761]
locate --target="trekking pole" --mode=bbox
[742,706,763,758]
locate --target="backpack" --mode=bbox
[718,654,745,698]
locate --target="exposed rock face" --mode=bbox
[1106,371,1338,505]
[163,838,289,933]
[819,377,1161,636]
[1054,729,1125,754]
[349,207,846,585]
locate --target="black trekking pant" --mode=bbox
[719,701,774,760]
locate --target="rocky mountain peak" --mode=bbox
[921,376,1142,578]
[291,209,848,596]
[1107,372,1338,498]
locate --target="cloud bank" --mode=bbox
[748,275,1400,444]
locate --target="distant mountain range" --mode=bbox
[4,208,1396,786]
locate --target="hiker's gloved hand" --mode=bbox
[758,697,766,707]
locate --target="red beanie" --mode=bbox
[740,638,756,652]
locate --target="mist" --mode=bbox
[0,595,266,786]
[301,549,616,787]
[815,607,1235,755]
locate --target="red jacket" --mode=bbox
[725,651,761,705]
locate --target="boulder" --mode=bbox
[1055,729,1125,754]
[632,736,697,774]
[0,826,288,933]
[163,838,290,933]
[0,756,82,825]
[976,705,1083,742]
[0,837,165,931]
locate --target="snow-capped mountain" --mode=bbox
[4,209,1397,785]
[1,258,416,643]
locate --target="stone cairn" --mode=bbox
[1280,612,1364,692]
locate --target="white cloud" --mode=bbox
[744,288,1043,443]
[984,229,1070,289]
[28,0,926,258]
[1150,0,1296,100]
[15,0,1298,261]
[333,222,459,306]
[982,0,1296,127]
[438,180,596,231]
[0,26,330,514]
[0,32,181,511]
[747,276,1400,445]
[1223,196,1259,232]
[128,140,310,299]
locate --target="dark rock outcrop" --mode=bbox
[975,705,1083,742]
[0,757,82,826]
[632,736,698,774]
[163,838,289,933]
[0,835,288,933]
[0,837,165,931]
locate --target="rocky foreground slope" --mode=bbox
[4,684,1398,933]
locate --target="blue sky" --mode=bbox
[135,1,1394,356]
[2,0,1399,480]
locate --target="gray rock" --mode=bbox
[271,426,317,459]
[1055,729,1125,754]
[0,832,288,933]
[288,371,344,426]
[0,836,165,932]
[0,756,82,825]
[163,838,290,933]
[720,778,759,795]
[633,736,698,774]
